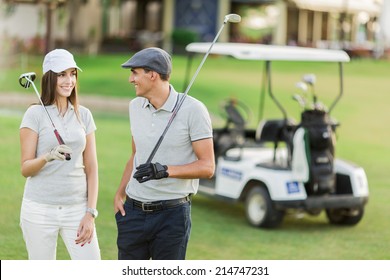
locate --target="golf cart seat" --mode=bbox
[255,119,295,143]
[255,119,296,163]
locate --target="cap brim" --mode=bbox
[51,65,82,73]
[121,60,137,69]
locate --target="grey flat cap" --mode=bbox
[121,47,172,75]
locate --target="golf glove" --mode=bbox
[45,144,72,162]
[133,162,169,183]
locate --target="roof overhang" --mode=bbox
[186,42,350,62]
[291,0,382,16]
[4,0,67,4]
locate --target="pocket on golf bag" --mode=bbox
[307,125,334,150]
[301,110,334,151]
[305,149,335,195]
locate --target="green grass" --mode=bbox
[1,53,390,259]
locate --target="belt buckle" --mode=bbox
[142,202,153,212]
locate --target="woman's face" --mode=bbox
[56,68,77,98]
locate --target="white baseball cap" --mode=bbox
[42,49,82,74]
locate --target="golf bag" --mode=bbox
[301,109,336,195]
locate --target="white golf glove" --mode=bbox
[44,145,72,162]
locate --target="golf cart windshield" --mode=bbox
[185,43,350,119]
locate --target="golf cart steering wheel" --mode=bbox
[213,98,251,159]
[219,98,251,128]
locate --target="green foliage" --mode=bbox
[171,28,200,46]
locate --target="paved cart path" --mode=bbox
[0,92,222,126]
[0,92,130,115]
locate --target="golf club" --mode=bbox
[302,73,317,104]
[294,81,310,109]
[144,13,241,164]
[296,81,308,93]
[292,94,306,108]
[19,72,71,161]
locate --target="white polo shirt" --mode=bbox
[127,85,213,202]
[20,103,96,205]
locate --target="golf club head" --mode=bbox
[224,14,241,23]
[302,74,316,86]
[296,81,308,92]
[19,72,36,88]
[292,94,305,107]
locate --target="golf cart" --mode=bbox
[185,42,369,228]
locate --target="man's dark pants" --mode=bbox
[116,199,191,260]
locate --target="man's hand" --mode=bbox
[133,162,169,183]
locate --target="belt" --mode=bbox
[126,195,190,212]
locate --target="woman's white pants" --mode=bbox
[20,199,101,260]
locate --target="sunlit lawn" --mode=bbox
[1,53,389,259]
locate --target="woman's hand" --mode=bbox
[75,214,95,246]
[45,144,72,162]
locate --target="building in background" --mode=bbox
[0,0,103,55]
[280,0,384,58]
[0,0,387,58]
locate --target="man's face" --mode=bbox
[129,68,153,98]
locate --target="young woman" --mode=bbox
[19,49,101,260]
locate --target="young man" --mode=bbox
[114,47,215,260]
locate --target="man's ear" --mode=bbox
[150,71,162,81]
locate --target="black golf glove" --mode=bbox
[133,162,169,183]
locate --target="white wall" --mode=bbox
[379,0,390,48]
[0,0,101,53]
[0,4,45,39]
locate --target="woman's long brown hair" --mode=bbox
[40,70,81,121]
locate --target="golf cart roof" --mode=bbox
[186,42,350,62]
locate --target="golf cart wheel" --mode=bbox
[325,207,364,226]
[245,185,284,228]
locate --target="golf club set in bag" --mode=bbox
[293,74,336,195]
[18,14,240,169]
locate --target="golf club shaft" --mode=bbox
[24,76,71,160]
[145,16,235,164]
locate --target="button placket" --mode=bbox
[58,110,71,142]
[151,112,156,128]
